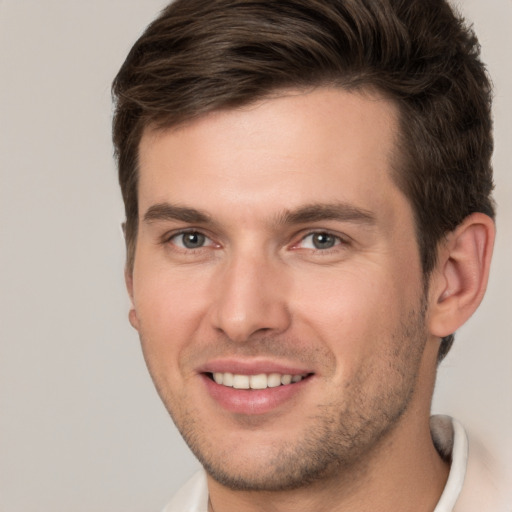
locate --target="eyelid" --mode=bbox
[164,228,219,249]
[161,227,350,251]
[291,230,351,250]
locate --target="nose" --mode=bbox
[210,252,291,343]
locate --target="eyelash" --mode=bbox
[162,229,350,254]
[164,230,216,251]
[293,231,349,253]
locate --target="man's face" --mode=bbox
[129,88,434,490]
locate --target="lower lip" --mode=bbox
[202,374,310,415]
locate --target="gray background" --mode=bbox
[0,0,510,510]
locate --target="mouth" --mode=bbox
[206,371,311,390]
[202,371,313,415]
[199,361,315,415]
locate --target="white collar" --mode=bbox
[431,415,468,512]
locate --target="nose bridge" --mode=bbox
[211,245,290,342]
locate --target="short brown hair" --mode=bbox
[112,0,494,361]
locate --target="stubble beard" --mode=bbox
[144,299,428,493]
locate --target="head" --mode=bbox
[112,0,495,497]
[112,0,494,363]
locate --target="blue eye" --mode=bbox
[300,232,340,250]
[172,231,208,249]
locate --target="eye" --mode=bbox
[299,232,342,250]
[170,231,212,249]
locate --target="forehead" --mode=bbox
[137,87,406,224]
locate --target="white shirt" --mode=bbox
[162,416,504,512]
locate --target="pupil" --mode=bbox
[313,233,335,249]
[183,232,205,249]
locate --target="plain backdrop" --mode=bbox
[0,1,510,510]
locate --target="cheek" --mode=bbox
[134,252,212,320]
[132,264,213,374]
[291,266,412,367]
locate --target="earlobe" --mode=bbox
[428,213,495,338]
[125,267,140,331]
[128,308,140,331]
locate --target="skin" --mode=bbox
[126,87,494,512]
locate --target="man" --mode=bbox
[111,0,498,510]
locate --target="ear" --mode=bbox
[125,267,140,331]
[428,213,495,338]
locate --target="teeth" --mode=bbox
[281,374,292,385]
[211,372,307,389]
[249,374,267,389]
[223,372,234,386]
[267,373,281,388]
[233,374,250,389]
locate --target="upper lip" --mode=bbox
[198,358,313,376]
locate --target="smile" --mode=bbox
[202,367,313,414]
[210,372,308,389]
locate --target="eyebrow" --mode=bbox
[143,201,375,227]
[277,203,376,226]
[143,203,212,224]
